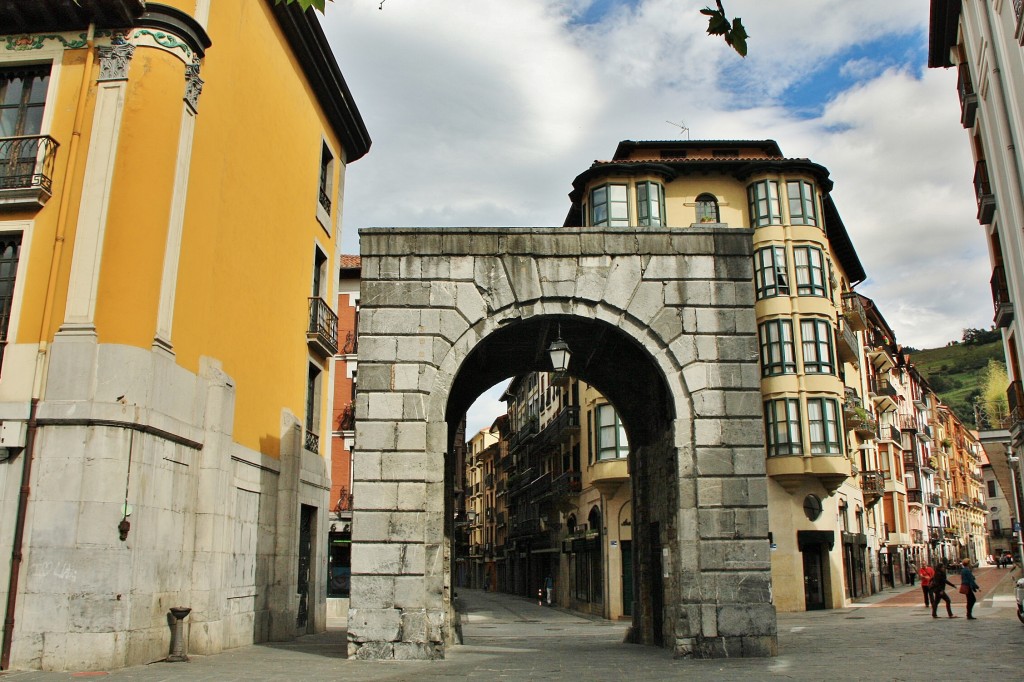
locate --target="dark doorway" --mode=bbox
[649,523,664,645]
[801,546,825,610]
[297,504,315,631]
[621,540,633,617]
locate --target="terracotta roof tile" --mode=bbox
[340,254,361,269]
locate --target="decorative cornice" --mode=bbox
[137,4,212,60]
[97,40,135,81]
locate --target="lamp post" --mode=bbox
[1007,451,1024,566]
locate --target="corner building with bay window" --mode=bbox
[0,0,369,671]
[564,140,871,612]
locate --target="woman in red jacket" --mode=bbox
[918,563,935,607]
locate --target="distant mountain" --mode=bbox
[907,340,1004,426]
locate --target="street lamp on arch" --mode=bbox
[548,327,571,373]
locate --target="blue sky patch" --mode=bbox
[775,33,928,118]
[569,0,643,27]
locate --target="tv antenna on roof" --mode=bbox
[666,120,690,139]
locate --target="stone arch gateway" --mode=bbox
[347,226,777,660]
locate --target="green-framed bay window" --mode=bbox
[787,180,818,226]
[636,181,665,226]
[807,397,842,455]
[747,179,781,226]
[595,403,628,460]
[758,318,796,376]
[764,398,802,456]
[793,245,827,297]
[590,183,629,227]
[753,245,789,299]
[800,317,835,375]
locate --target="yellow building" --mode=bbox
[562,140,870,612]
[0,1,369,671]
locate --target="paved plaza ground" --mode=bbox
[2,566,1022,681]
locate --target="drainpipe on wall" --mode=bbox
[1,24,97,670]
[0,399,38,671]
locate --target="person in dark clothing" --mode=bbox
[930,563,957,618]
[960,558,980,619]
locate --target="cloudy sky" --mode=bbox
[322,0,991,433]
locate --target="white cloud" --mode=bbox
[325,0,989,372]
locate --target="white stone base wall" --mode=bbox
[0,339,328,671]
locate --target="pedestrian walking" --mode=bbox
[918,562,934,607]
[907,559,918,586]
[545,575,554,606]
[959,558,980,620]
[930,562,957,618]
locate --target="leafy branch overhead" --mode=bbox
[701,1,748,57]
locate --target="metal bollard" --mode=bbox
[167,606,192,662]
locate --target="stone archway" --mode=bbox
[347,226,777,660]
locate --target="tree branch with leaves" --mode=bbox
[701,1,748,57]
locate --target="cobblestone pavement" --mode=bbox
[2,568,1022,681]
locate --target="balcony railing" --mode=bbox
[861,470,885,502]
[841,292,868,331]
[305,428,320,454]
[876,424,901,444]
[307,297,338,356]
[927,492,941,507]
[0,135,59,210]
[551,470,582,498]
[836,318,859,366]
[535,405,580,446]
[908,489,923,504]
[341,330,357,355]
[1008,381,1024,431]
[337,401,355,431]
[958,63,978,128]
[975,160,996,224]
[992,265,1014,328]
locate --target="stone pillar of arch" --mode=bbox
[347,226,777,660]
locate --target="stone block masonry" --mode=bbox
[350,226,776,659]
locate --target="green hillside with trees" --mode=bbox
[907,328,1006,427]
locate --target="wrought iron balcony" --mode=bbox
[307,296,338,356]
[836,318,859,366]
[535,405,580,446]
[337,401,355,431]
[927,492,941,507]
[305,428,320,454]
[861,470,885,504]
[992,265,1014,328]
[340,330,357,355]
[551,471,582,498]
[908,489,923,504]
[975,160,996,224]
[0,135,59,211]
[509,416,538,452]
[1008,380,1024,434]
[841,292,868,331]
[958,63,978,128]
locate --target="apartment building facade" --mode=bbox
[929,0,1024,546]
[0,1,369,671]
[455,139,989,619]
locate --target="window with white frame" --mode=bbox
[754,245,789,299]
[758,318,796,376]
[747,179,781,226]
[595,403,628,460]
[764,398,802,456]
[786,180,818,226]
[807,397,842,455]
[636,181,665,226]
[793,245,827,297]
[800,318,835,374]
[590,183,629,227]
